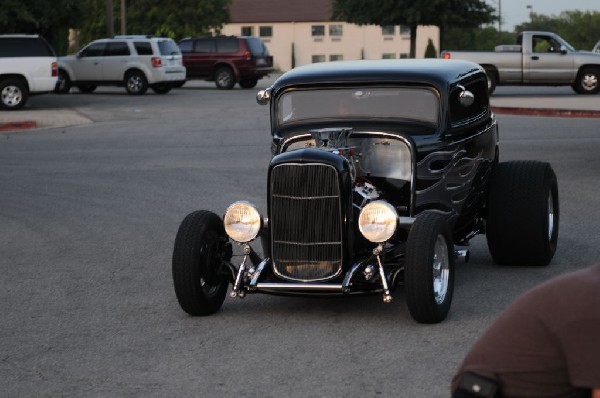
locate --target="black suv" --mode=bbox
[178,36,273,89]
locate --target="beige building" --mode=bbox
[221,0,440,71]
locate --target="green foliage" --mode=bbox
[516,11,600,50]
[424,38,437,58]
[442,26,516,51]
[332,0,496,58]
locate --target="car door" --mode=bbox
[186,39,215,79]
[73,42,105,81]
[523,35,574,83]
[102,41,131,82]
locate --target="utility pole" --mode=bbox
[105,0,114,37]
[497,0,502,33]
[120,0,127,35]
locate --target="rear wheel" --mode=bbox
[172,210,232,316]
[125,70,148,95]
[0,78,28,110]
[404,211,455,324]
[573,67,600,94]
[486,161,559,266]
[214,67,235,90]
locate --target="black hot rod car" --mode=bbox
[172,59,559,323]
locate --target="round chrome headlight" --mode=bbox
[358,201,398,243]
[224,201,262,243]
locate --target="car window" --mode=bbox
[178,40,193,53]
[216,38,239,53]
[245,38,269,56]
[157,40,180,55]
[105,42,130,56]
[0,37,55,57]
[80,42,106,57]
[194,39,215,53]
[134,41,154,55]
[277,87,440,127]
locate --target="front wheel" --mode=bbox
[55,70,71,94]
[486,161,559,266]
[172,210,232,316]
[125,70,148,95]
[573,67,600,94]
[239,78,258,89]
[77,84,97,93]
[151,83,171,94]
[214,67,235,89]
[404,211,455,324]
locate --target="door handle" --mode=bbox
[531,56,539,60]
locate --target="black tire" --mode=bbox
[573,67,600,94]
[484,67,497,96]
[486,161,559,266]
[239,78,258,89]
[77,84,97,93]
[172,210,232,316]
[125,70,148,95]
[0,78,28,110]
[214,67,235,90]
[404,211,455,324]
[54,70,71,94]
[151,83,172,94]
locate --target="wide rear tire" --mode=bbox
[486,161,559,266]
[172,210,232,316]
[404,211,455,324]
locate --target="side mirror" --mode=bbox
[560,45,568,55]
[76,50,83,58]
[256,89,271,105]
[457,85,475,107]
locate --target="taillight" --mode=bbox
[151,57,162,67]
[442,53,451,59]
[242,50,251,61]
[51,61,58,76]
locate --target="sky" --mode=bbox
[488,0,600,31]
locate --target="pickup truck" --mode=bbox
[441,31,600,95]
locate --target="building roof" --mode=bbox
[229,0,335,23]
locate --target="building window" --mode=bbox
[329,54,343,61]
[241,26,254,36]
[382,53,396,59]
[400,26,411,36]
[382,26,395,35]
[312,55,326,63]
[329,25,343,36]
[400,53,409,59]
[312,25,325,36]
[259,26,272,37]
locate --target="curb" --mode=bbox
[0,120,38,132]
[492,106,600,118]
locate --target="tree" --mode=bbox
[332,0,496,58]
[442,26,516,51]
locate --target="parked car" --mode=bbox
[0,34,58,110]
[178,35,273,89]
[171,59,560,324]
[442,31,600,95]
[55,35,186,95]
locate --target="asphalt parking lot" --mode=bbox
[1,79,600,396]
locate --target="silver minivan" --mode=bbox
[56,36,186,95]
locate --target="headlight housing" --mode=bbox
[358,201,398,243]
[224,201,262,243]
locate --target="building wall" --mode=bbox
[221,22,440,71]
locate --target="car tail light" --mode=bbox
[243,50,252,61]
[442,53,451,59]
[51,61,58,76]
[151,57,162,67]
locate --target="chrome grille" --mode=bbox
[270,163,343,281]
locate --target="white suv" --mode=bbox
[56,36,186,95]
[0,34,58,110]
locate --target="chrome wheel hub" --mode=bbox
[1,85,22,107]
[128,75,142,92]
[582,73,598,91]
[432,235,449,304]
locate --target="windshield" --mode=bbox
[276,87,439,127]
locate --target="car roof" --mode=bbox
[271,59,484,97]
